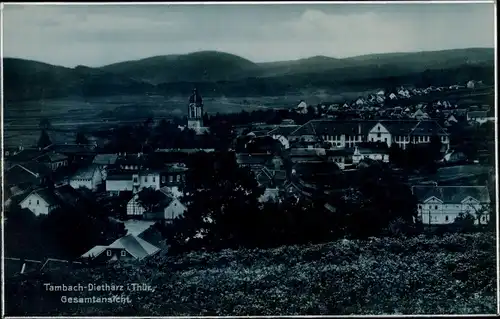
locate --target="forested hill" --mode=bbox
[3,48,494,102]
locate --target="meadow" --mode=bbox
[5,232,497,316]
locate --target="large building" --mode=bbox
[289,119,450,151]
[412,186,491,225]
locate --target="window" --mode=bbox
[169,176,173,183]
[176,175,181,182]
[28,200,31,205]
[133,177,138,183]
[445,216,449,221]
[153,176,156,182]
[162,176,166,183]
[378,126,380,131]
[144,176,148,183]
[107,250,111,257]
[435,205,438,210]
[37,200,39,205]
[377,133,381,138]
[418,205,422,209]
[121,250,126,257]
[384,138,387,143]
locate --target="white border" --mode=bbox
[1,1,498,318]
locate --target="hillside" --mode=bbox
[99,51,261,84]
[3,48,495,102]
[4,232,496,316]
[3,58,155,102]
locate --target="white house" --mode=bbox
[352,146,389,164]
[69,165,103,191]
[296,101,308,114]
[19,189,60,216]
[267,125,299,150]
[106,171,161,195]
[92,154,118,180]
[467,80,476,89]
[413,186,491,225]
[367,122,392,146]
[389,93,398,100]
[126,187,186,222]
[447,114,458,123]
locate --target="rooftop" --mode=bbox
[108,234,160,260]
[92,154,118,165]
[71,165,98,180]
[412,186,490,203]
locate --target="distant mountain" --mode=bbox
[3,48,494,102]
[99,51,261,85]
[3,58,155,101]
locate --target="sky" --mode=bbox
[2,2,496,67]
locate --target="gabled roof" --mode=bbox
[20,188,60,207]
[7,149,44,162]
[409,120,448,136]
[106,172,134,181]
[4,164,41,186]
[81,246,108,258]
[71,165,99,180]
[108,235,160,260]
[36,152,68,163]
[92,154,118,165]
[291,120,373,137]
[412,186,490,204]
[268,125,300,137]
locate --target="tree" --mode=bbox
[166,152,264,252]
[137,188,165,213]
[75,131,89,145]
[37,130,52,149]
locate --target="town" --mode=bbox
[3,80,495,270]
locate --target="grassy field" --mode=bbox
[5,232,497,316]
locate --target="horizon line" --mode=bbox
[2,46,494,69]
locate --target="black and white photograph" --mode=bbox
[1,1,498,316]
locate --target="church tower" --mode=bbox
[187,88,204,131]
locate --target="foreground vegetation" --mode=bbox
[5,232,496,316]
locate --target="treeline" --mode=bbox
[159,152,420,254]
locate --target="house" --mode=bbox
[352,146,389,165]
[411,109,430,120]
[106,170,161,195]
[296,100,308,114]
[466,80,476,89]
[126,187,186,222]
[69,165,103,191]
[267,125,299,150]
[4,148,45,170]
[18,185,84,216]
[35,152,68,171]
[19,188,61,216]
[389,93,398,100]
[413,186,491,225]
[159,164,187,188]
[80,234,160,262]
[92,154,118,180]
[447,114,458,123]
[4,162,52,189]
[441,150,467,164]
[467,111,492,124]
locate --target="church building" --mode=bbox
[187,88,209,135]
